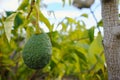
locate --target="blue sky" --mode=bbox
[42,0,102,30]
[40,0,102,34]
[0,0,102,30]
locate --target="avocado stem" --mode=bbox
[34,3,42,34]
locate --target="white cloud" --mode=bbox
[54,10,81,18]
[0,0,19,11]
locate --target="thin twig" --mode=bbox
[26,0,35,19]
[10,50,17,59]
[30,70,39,80]
[89,8,101,33]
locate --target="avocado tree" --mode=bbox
[0,0,109,80]
[101,0,120,79]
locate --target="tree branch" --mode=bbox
[26,0,35,19]
[89,8,101,33]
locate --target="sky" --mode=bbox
[42,0,102,32]
[0,0,102,32]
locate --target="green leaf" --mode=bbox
[14,13,25,29]
[88,33,104,69]
[96,74,102,80]
[69,0,72,5]
[62,0,65,6]
[39,11,52,31]
[0,36,12,53]
[74,49,87,63]
[66,17,77,24]
[61,22,67,32]
[88,27,95,42]
[49,60,56,70]
[51,41,61,49]
[97,20,103,27]
[2,54,15,67]
[81,13,88,18]
[4,13,17,42]
[95,54,104,64]
[5,11,15,17]
[18,0,29,10]
[26,26,34,41]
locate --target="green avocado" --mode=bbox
[22,33,52,69]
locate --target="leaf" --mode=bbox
[88,33,104,70]
[49,60,56,70]
[51,41,61,49]
[2,54,15,67]
[39,11,52,31]
[62,0,65,6]
[5,11,15,17]
[14,13,25,29]
[61,22,67,32]
[69,0,72,5]
[66,17,77,24]
[81,13,88,18]
[52,47,62,64]
[69,30,88,41]
[95,54,104,64]
[63,53,77,63]
[26,26,34,41]
[0,36,12,53]
[18,0,29,10]
[97,20,103,27]
[96,74,102,80]
[4,13,17,42]
[74,49,87,63]
[88,27,95,42]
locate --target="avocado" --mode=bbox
[22,33,52,69]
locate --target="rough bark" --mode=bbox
[101,0,120,80]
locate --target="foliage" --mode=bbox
[0,0,107,80]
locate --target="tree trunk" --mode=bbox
[101,0,120,80]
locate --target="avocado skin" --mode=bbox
[22,33,52,69]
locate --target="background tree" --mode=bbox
[101,0,120,79]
